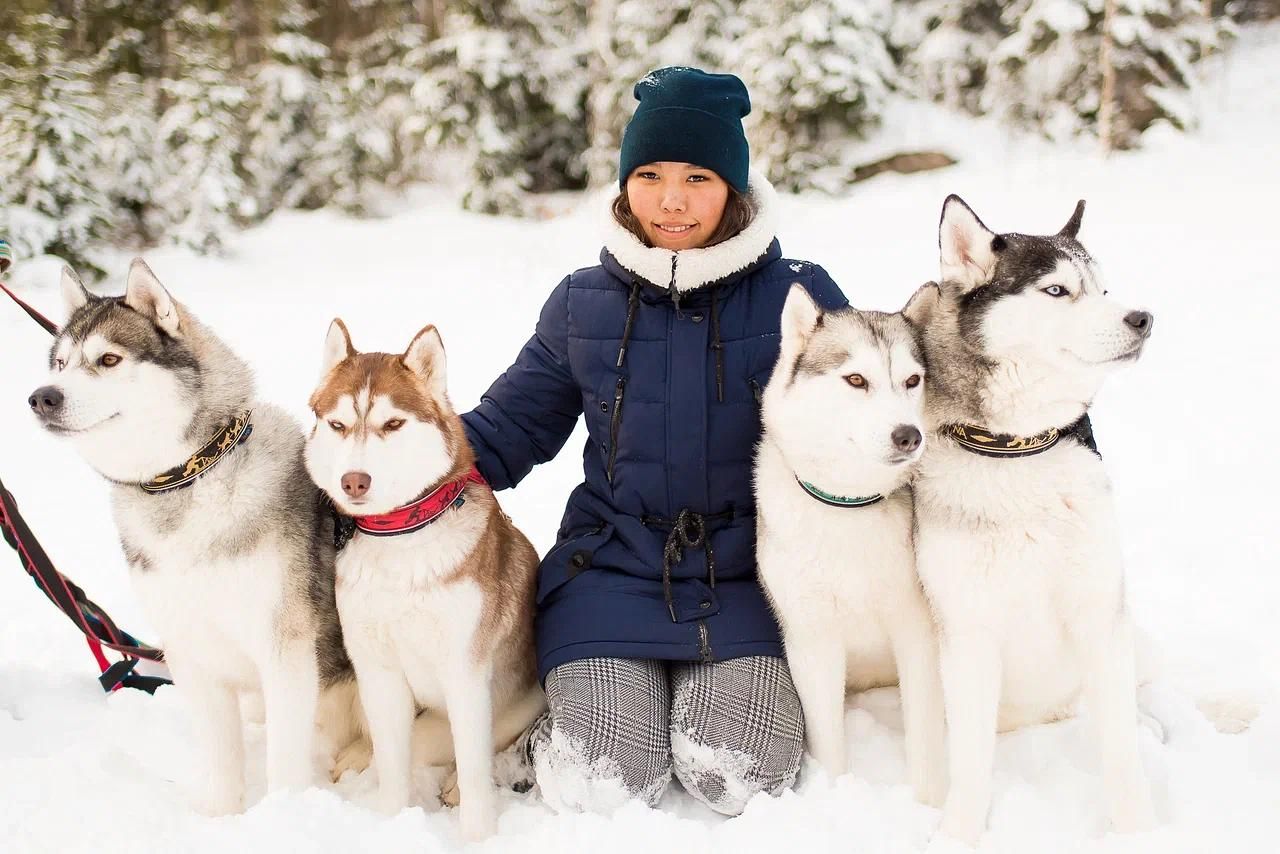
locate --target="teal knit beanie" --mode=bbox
[619,67,751,193]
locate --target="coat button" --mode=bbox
[699,600,711,609]
[691,312,705,323]
[600,401,609,412]
[570,551,589,569]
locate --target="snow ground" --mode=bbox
[2,24,1279,854]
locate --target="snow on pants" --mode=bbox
[530,656,805,816]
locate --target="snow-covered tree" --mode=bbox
[241,1,330,217]
[155,8,249,252]
[0,13,111,273]
[411,0,590,213]
[889,0,1004,112]
[738,0,899,192]
[98,70,162,245]
[982,0,1228,148]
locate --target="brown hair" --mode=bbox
[612,186,755,249]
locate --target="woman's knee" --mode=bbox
[534,657,673,811]
[669,656,805,815]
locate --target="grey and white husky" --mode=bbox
[755,284,945,807]
[907,197,1156,845]
[27,259,354,815]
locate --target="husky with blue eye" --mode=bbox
[755,283,946,808]
[909,196,1156,846]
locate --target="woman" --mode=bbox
[462,67,848,815]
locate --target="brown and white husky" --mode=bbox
[304,319,543,840]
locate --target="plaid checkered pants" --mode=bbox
[529,656,804,815]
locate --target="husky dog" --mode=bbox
[908,197,1156,845]
[304,319,543,841]
[27,260,352,815]
[755,284,946,807]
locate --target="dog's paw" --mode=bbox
[458,801,497,842]
[1198,695,1259,735]
[331,737,373,782]
[192,787,244,817]
[923,834,976,854]
[439,765,461,807]
[370,786,411,816]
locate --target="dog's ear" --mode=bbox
[1058,200,1086,239]
[781,282,822,346]
[124,258,181,336]
[903,282,940,329]
[403,324,447,397]
[939,195,1000,291]
[321,318,355,379]
[60,266,91,315]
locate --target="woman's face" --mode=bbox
[625,162,730,250]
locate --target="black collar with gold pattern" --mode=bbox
[140,410,254,494]
[942,422,1062,459]
[943,415,1100,460]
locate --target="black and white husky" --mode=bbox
[908,197,1156,845]
[27,260,353,815]
[755,284,946,807]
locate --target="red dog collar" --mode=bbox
[352,466,488,537]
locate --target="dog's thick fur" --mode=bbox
[304,319,542,841]
[30,260,353,815]
[756,284,946,807]
[908,197,1156,845]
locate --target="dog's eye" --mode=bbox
[1042,285,1068,298]
[845,374,867,389]
[99,353,122,368]
[54,358,66,371]
[383,418,405,432]
[328,420,346,433]
[905,374,921,389]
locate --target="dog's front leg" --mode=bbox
[785,626,847,777]
[1087,616,1156,833]
[172,656,245,815]
[354,658,416,814]
[261,635,321,793]
[442,661,497,841]
[936,630,1002,846]
[892,605,947,808]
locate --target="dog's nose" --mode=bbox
[28,386,64,417]
[891,424,922,454]
[341,471,372,499]
[1124,311,1154,337]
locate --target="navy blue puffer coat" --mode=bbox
[462,176,848,681]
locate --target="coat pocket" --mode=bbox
[537,522,615,605]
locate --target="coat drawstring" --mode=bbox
[608,282,642,484]
[616,281,642,369]
[710,284,724,403]
[642,507,731,623]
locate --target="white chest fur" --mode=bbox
[335,502,487,709]
[914,439,1125,720]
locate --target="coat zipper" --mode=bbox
[697,621,712,662]
[606,376,626,483]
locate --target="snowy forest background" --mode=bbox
[0,0,1273,275]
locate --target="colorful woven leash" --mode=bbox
[0,243,171,692]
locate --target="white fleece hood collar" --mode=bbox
[602,169,780,293]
